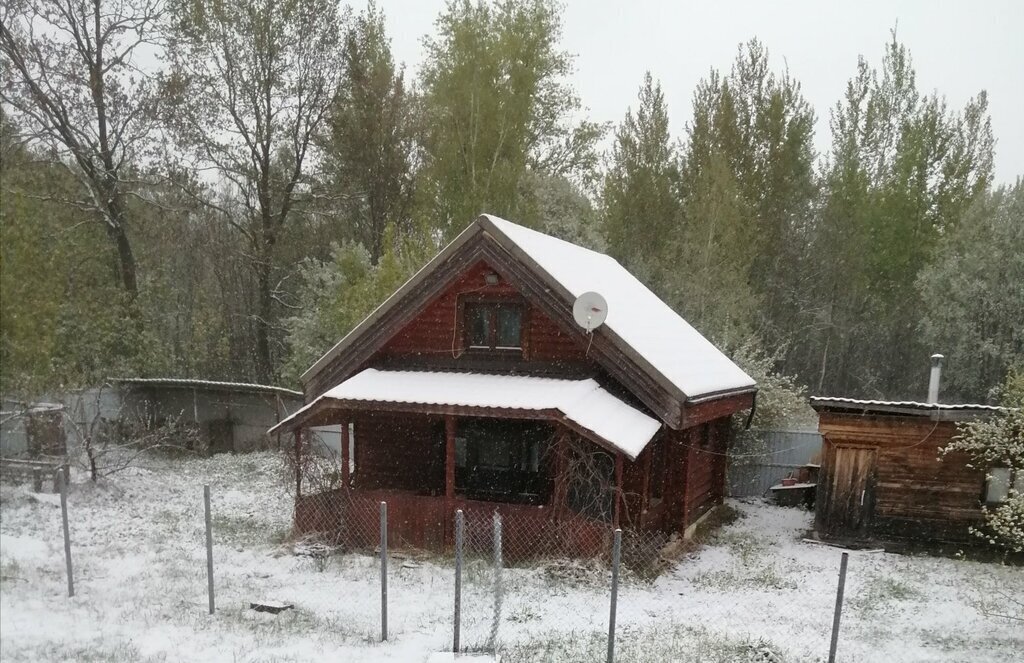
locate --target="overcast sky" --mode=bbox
[369,0,1024,184]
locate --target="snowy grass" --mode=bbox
[1,452,1022,662]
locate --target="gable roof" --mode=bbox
[483,216,755,400]
[302,215,755,413]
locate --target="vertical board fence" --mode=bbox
[728,429,822,497]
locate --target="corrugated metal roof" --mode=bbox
[810,396,1002,411]
[271,369,662,459]
[810,396,1003,419]
[115,377,303,397]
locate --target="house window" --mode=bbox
[451,419,549,503]
[464,302,523,351]
[985,467,1023,504]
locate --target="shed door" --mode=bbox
[819,446,876,539]
[208,420,234,455]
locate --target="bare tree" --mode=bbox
[163,0,344,381]
[0,0,165,298]
[63,384,198,481]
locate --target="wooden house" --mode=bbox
[270,214,756,556]
[811,397,1009,547]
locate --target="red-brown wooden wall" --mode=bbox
[379,260,588,365]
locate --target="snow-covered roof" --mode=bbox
[115,377,302,398]
[810,396,1003,420]
[483,215,755,400]
[272,368,662,459]
[302,214,755,405]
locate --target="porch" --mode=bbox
[270,369,672,558]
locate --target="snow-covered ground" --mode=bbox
[1,452,1021,662]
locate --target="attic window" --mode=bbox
[465,302,523,351]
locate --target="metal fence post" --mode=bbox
[380,501,388,642]
[828,552,849,663]
[453,509,464,653]
[489,511,503,653]
[607,528,622,663]
[204,485,215,615]
[57,470,74,597]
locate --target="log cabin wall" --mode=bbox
[817,413,986,543]
[377,260,590,370]
[683,418,730,526]
[350,412,445,494]
[625,416,732,535]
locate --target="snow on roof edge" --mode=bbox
[810,396,1003,412]
[271,369,661,459]
[115,377,302,397]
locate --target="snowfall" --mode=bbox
[1,453,1021,662]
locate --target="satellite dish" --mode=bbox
[573,291,608,333]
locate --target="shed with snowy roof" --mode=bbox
[271,214,756,556]
[810,393,1010,548]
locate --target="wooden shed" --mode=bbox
[810,397,1005,546]
[270,214,757,557]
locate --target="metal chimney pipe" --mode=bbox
[928,354,944,403]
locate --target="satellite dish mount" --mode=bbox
[573,291,608,334]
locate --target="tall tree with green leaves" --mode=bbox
[602,72,680,273]
[678,40,816,347]
[0,0,165,300]
[322,2,418,265]
[806,33,994,397]
[917,182,1024,402]
[164,0,344,381]
[418,0,602,239]
[0,118,139,393]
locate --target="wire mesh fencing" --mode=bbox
[286,489,873,661]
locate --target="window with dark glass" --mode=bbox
[451,419,550,504]
[464,302,523,351]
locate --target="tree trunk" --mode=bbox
[254,257,274,384]
[104,216,138,297]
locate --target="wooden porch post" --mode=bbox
[641,446,652,519]
[293,429,302,499]
[613,452,624,529]
[552,431,569,521]
[445,415,456,502]
[341,421,350,491]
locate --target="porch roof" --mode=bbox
[269,368,662,459]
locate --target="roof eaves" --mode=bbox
[114,377,303,397]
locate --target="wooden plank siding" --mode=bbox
[350,412,445,495]
[817,413,986,542]
[378,260,588,366]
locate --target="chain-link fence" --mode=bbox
[16,462,1013,663]
[287,489,865,662]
